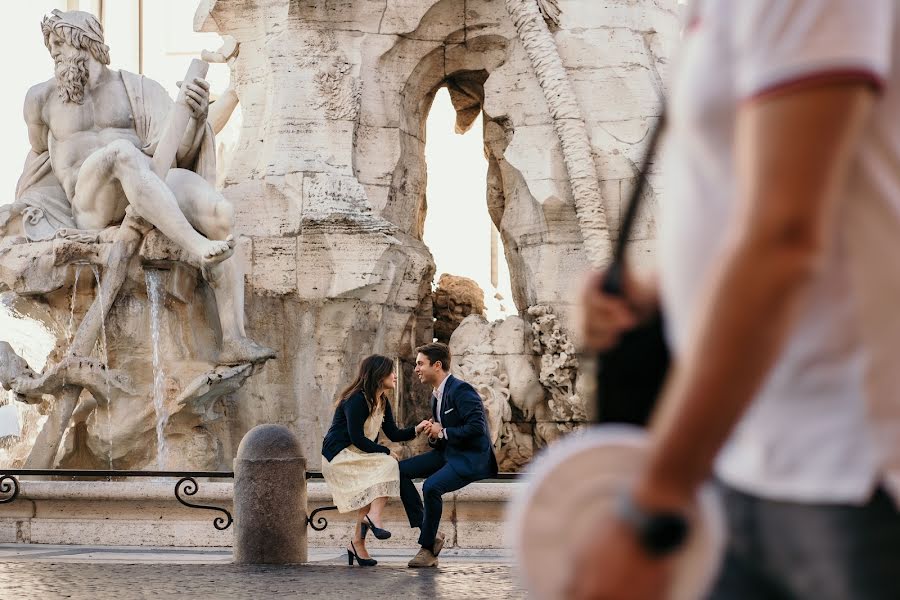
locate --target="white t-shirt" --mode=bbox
[661,0,900,504]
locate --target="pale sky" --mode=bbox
[424,88,514,321]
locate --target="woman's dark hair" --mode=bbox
[337,354,395,411]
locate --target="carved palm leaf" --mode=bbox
[537,0,562,27]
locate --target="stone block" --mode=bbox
[353,126,402,187]
[554,26,650,71]
[465,0,516,39]
[483,41,552,127]
[292,0,386,33]
[590,119,659,182]
[502,124,568,204]
[557,0,680,33]
[226,179,302,238]
[261,118,356,177]
[250,237,298,295]
[302,172,372,218]
[444,37,510,80]
[570,66,661,124]
[381,0,465,40]
[362,183,391,215]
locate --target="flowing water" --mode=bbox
[145,270,168,469]
[66,265,82,350]
[91,266,114,471]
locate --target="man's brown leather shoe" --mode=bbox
[407,547,438,568]
[433,531,446,556]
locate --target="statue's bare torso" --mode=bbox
[27,70,141,227]
[22,11,275,366]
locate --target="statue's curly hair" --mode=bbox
[41,13,110,66]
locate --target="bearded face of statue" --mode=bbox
[47,32,91,105]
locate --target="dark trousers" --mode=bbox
[708,483,900,600]
[399,450,471,548]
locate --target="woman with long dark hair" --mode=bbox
[321,354,429,567]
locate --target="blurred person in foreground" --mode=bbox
[574,1,900,598]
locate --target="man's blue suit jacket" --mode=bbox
[431,374,499,480]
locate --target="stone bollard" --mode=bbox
[233,424,308,564]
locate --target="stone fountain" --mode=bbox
[0,2,677,545]
[0,9,273,472]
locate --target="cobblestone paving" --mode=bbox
[0,561,527,599]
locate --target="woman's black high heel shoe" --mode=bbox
[364,515,392,540]
[347,541,377,567]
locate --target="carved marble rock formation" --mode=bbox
[527,304,586,427]
[0,1,681,474]
[433,274,486,344]
[188,0,678,466]
[450,314,546,471]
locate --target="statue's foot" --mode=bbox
[199,235,235,268]
[217,336,276,365]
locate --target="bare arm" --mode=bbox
[23,84,50,154]
[175,78,211,166]
[208,87,239,135]
[634,83,877,510]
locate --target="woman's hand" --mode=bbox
[390,449,402,461]
[415,419,432,435]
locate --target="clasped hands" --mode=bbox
[415,419,443,439]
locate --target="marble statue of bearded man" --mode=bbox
[14,9,272,365]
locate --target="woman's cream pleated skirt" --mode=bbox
[322,445,401,513]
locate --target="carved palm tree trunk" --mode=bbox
[504,0,611,264]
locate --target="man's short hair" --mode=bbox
[416,342,451,371]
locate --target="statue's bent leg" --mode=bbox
[73,140,233,267]
[167,169,274,365]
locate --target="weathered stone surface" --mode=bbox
[450,315,546,471]
[234,425,308,564]
[433,274,486,344]
[1,1,679,479]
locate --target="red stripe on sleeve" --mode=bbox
[746,69,885,103]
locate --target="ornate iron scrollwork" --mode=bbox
[0,475,19,504]
[174,477,233,530]
[307,505,338,531]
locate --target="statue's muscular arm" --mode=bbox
[23,82,52,154]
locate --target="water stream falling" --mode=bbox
[65,265,82,350]
[91,266,114,471]
[145,270,168,469]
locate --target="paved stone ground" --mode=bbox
[0,545,528,599]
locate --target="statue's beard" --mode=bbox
[54,54,89,104]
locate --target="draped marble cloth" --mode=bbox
[321,402,402,513]
[11,70,216,241]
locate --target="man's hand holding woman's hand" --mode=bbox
[415,419,432,435]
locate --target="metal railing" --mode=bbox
[0,469,235,530]
[0,469,523,533]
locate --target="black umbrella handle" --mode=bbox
[600,113,666,297]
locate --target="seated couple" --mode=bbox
[320,343,498,568]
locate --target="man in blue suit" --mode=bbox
[400,342,499,568]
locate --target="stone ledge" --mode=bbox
[0,480,520,549]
